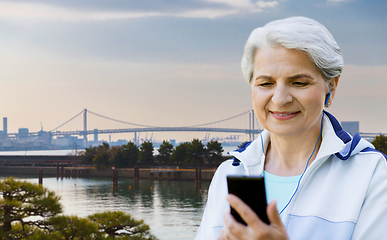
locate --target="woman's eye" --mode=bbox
[294,82,308,86]
[258,82,273,87]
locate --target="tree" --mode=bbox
[109,145,125,168]
[206,140,224,167]
[44,215,101,239]
[121,141,140,168]
[171,142,189,166]
[79,146,98,165]
[88,211,157,239]
[93,151,111,170]
[0,178,158,239]
[187,139,206,164]
[0,177,62,239]
[372,134,387,155]
[93,143,111,169]
[157,140,174,165]
[139,141,154,166]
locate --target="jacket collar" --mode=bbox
[228,112,373,175]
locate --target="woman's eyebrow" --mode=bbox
[255,75,272,81]
[288,74,314,80]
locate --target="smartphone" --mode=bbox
[227,175,269,225]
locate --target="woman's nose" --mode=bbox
[271,85,293,107]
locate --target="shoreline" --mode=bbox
[0,166,216,181]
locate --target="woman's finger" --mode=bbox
[218,224,240,240]
[226,194,265,228]
[266,200,281,226]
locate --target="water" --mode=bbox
[0,149,78,156]
[0,174,210,240]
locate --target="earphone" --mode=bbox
[324,89,331,106]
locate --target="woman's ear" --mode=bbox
[328,76,339,102]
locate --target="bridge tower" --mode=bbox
[83,109,88,147]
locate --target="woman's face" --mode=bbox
[251,47,336,138]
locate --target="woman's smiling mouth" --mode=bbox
[270,111,300,120]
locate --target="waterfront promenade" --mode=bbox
[0,165,216,181]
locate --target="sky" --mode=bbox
[0,0,386,143]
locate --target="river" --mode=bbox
[0,174,211,240]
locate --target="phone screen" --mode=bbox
[227,175,269,225]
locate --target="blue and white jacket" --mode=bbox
[195,112,387,240]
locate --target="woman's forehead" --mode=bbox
[253,47,320,77]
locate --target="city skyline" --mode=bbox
[1,0,386,142]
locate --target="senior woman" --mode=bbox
[195,17,387,240]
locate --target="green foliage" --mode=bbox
[371,134,387,155]
[121,141,139,168]
[92,143,111,170]
[109,146,125,168]
[88,211,157,239]
[83,138,226,168]
[80,146,98,165]
[139,141,154,166]
[206,140,224,166]
[93,151,111,170]
[46,215,101,239]
[3,223,46,240]
[186,139,206,164]
[157,140,174,164]
[0,177,62,238]
[0,178,158,240]
[82,142,140,169]
[171,142,189,165]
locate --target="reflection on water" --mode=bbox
[0,174,210,240]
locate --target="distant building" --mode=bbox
[36,130,52,147]
[18,128,29,140]
[53,135,83,148]
[1,117,7,138]
[94,129,98,143]
[116,139,128,146]
[341,121,359,136]
[3,117,7,136]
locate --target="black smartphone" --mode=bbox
[227,175,269,225]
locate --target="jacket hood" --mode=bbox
[228,111,374,174]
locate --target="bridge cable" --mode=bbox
[187,110,251,127]
[87,110,157,128]
[50,109,84,132]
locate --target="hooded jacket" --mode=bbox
[195,112,387,240]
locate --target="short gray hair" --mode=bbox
[241,16,343,84]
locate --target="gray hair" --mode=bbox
[241,16,343,84]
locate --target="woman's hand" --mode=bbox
[217,194,289,240]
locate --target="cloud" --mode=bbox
[0,0,279,22]
[206,0,278,12]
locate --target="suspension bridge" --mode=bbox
[5,109,262,147]
[3,109,384,148]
